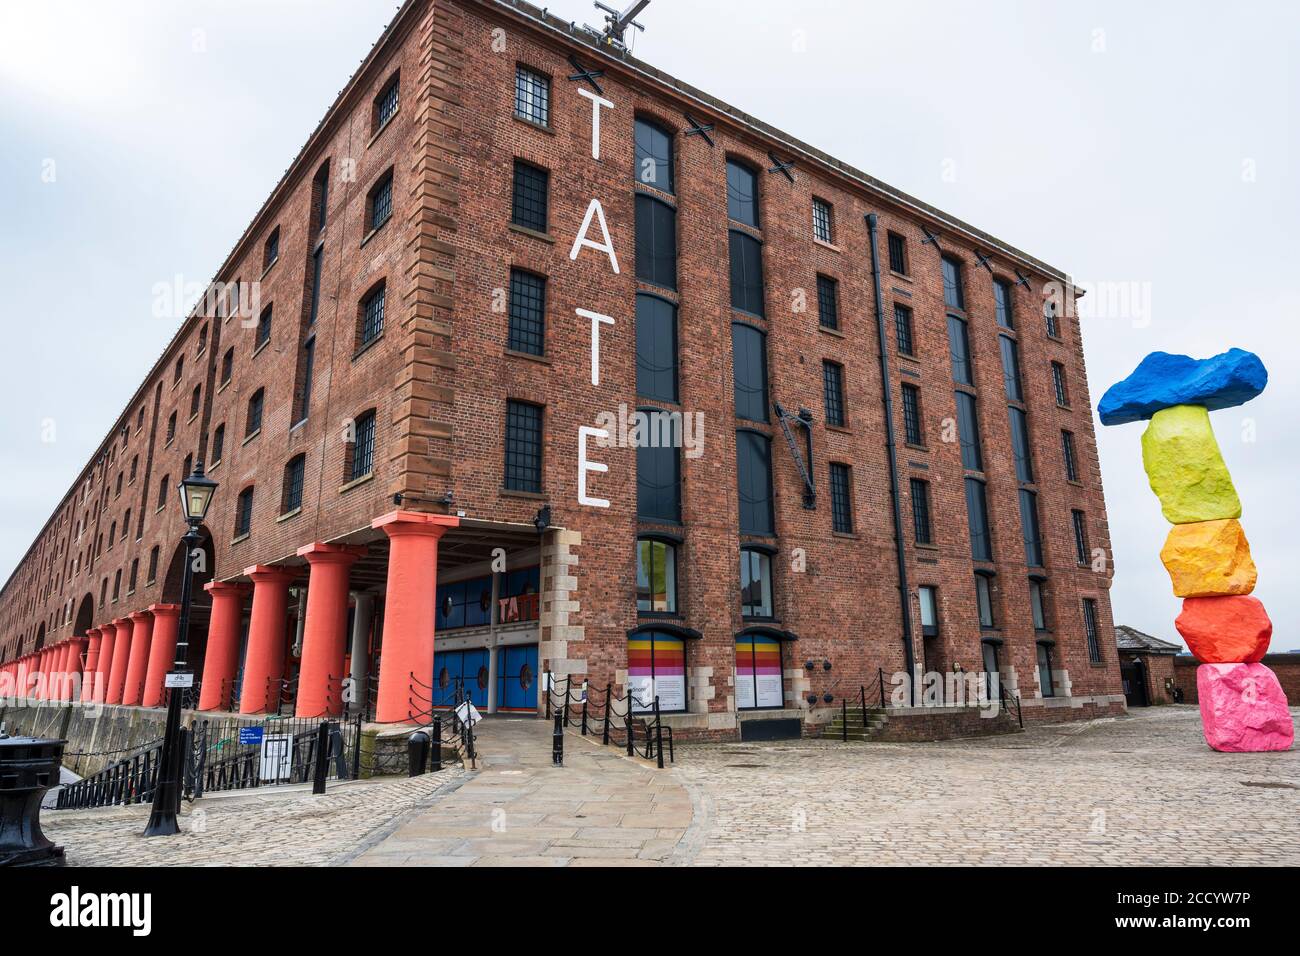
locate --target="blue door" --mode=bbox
[497,645,539,711]
[432,648,490,709]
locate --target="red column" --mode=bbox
[89,626,110,703]
[121,611,154,706]
[238,566,295,715]
[48,646,65,701]
[373,511,459,724]
[105,618,134,705]
[198,582,247,711]
[36,649,50,700]
[142,604,180,708]
[66,638,88,702]
[295,543,365,718]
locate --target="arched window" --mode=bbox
[726,159,758,227]
[246,388,264,437]
[627,629,686,714]
[157,475,170,511]
[633,117,673,193]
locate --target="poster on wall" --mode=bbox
[736,635,783,710]
[628,634,686,712]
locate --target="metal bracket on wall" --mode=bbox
[1014,268,1033,289]
[767,151,795,182]
[920,226,943,250]
[974,249,994,273]
[682,112,714,146]
[566,54,605,95]
[774,402,816,509]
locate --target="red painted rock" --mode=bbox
[1197,663,1294,753]
[1176,595,1272,663]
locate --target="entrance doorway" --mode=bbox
[1120,659,1149,707]
[433,648,490,709]
[497,644,538,711]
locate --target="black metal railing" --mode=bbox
[544,674,674,768]
[406,671,478,769]
[55,734,171,810]
[999,683,1023,728]
[192,713,362,794]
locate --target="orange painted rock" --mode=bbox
[1159,519,1256,597]
[1197,663,1294,752]
[1176,595,1272,663]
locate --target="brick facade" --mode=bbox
[0,0,1123,734]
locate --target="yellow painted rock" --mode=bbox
[1140,405,1241,523]
[1160,519,1257,597]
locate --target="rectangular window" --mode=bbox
[634,193,677,290]
[941,257,964,310]
[1045,299,1061,339]
[726,160,759,227]
[514,65,550,126]
[1072,509,1090,565]
[736,431,774,536]
[282,456,305,514]
[894,303,914,355]
[511,160,549,233]
[359,284,385,348]
[636,410,681,524]
[297,337,315,423]
[634,118,674,193]
[812,197,833,243]
[147,546,159,584]
[1037,643,1055,697]
[211,424,225,465]
[823,361,846,428]
[307,246,323,326]
[816,274,839,330]
[246,389,264,436]
[993,278,1014,328]
[507,269,546,356]
[965,477,992,562]
[975,574,995,629]
[887,232,907,275]
[628,631,686,714]
[368,171,393,232]
[829,463,853,534]
[256,306,272,349]
[955,391,983,471]
[1020,488,1044,567]
[729,230,765,316]
[636,539,677,613]
[901,383,923,445]
[1061,430,1079,482]
[636,294,678,403]
[735,634,783,710]
[918,585,938,637]
[1008,406,1034,483]
[235,487,254,537]
[314,165,329,234]
[732,323,769,422]
[1083,597,1101,663]
[375,74,399,130]
[1030,579,1048,630]
[910,477,932,545]
[947,315,972,385]
[504,400,543,493]
[999,335,1023,401]
[264,228,279,269]
[350,411,376,481]
[740,548,773,618]
[1052,361,1070,406]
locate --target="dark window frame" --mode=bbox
[829,462,853,534]
[816,274,839,330]
[511,159,549,233]
[514,64,551,127]
[507,268,546,357]
[281,454,306,515]
[504,399,544,493]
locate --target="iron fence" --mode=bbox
[544,674,674,768]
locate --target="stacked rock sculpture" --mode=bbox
[1099,348,1293,752]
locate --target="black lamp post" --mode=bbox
[143,459,216,837]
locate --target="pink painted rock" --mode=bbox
[1197,663,1294,752]
[1176,595,1272,663]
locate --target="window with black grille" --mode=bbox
[941,257,964,310]
[235,487,254,537]
[813,198,834,243]
[829,462,853,534]
[511,160,549,233]
[374,74,399,131]
[636,294,677,403]
[901,383,923,445]
[211,424,224,465]
[505,400,543,492]
[157,475,169,510]
[816,274,838,330]
[514,65,549,126]
[726,160,759,227]
[147,546,159,584]
[166,412,176,444]
[359,283,385,349]
[635,193,677,290]
[736,431,774,536]
[634,118,673,193]
[1052,362,1070,406]
[264,227,279,270]
[1020,489,1044,567]
[894,303,914,355]
[887,232,907,274]
[994,278,1014,328]
[1045,299,1061,338]
[349,410,376,482]
[507,269,546,356]
[189,385,201,418]
[221,348,233,385]
[246,388,264,437]
[910,477,932,545]
[368,170,393,233]
[823,361,846,427]
[965,477,992,562]
[955,391,982,471]
[636,409,680,524]
[729,230,764,316]
[281,455,305,514]
[1072,509,1090,565]
[1061,430,1079,482]
[1083,598,1101,663]
[256,306,272,349]
[732,323,768,422]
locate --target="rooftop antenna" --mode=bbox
[583,0,650,51]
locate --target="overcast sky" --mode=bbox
[1,1,1296,649]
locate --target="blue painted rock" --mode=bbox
[1099,348,1267,426]
[1141,405,1241,523]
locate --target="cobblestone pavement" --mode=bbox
[41,768,468,866]
[348,717,689,866]
[670,706,1300,866]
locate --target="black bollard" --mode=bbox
[431,717,443,772]
[0,736,66,867]
[311,722,329,795]
[552,713,564,766]
[407,730,430,777]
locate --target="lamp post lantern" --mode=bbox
[143,459,216,837]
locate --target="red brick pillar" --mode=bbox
[142,604,180,708]
[121,611,154,706]
[93,623,115,704]
[373,512,459,724]
[199,582,248,711]
[294,543,365,719]
[239,566,296,715]
[105,617,134,705]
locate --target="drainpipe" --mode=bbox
[865,213,917,705]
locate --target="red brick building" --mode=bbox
[0,0,1123,738]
